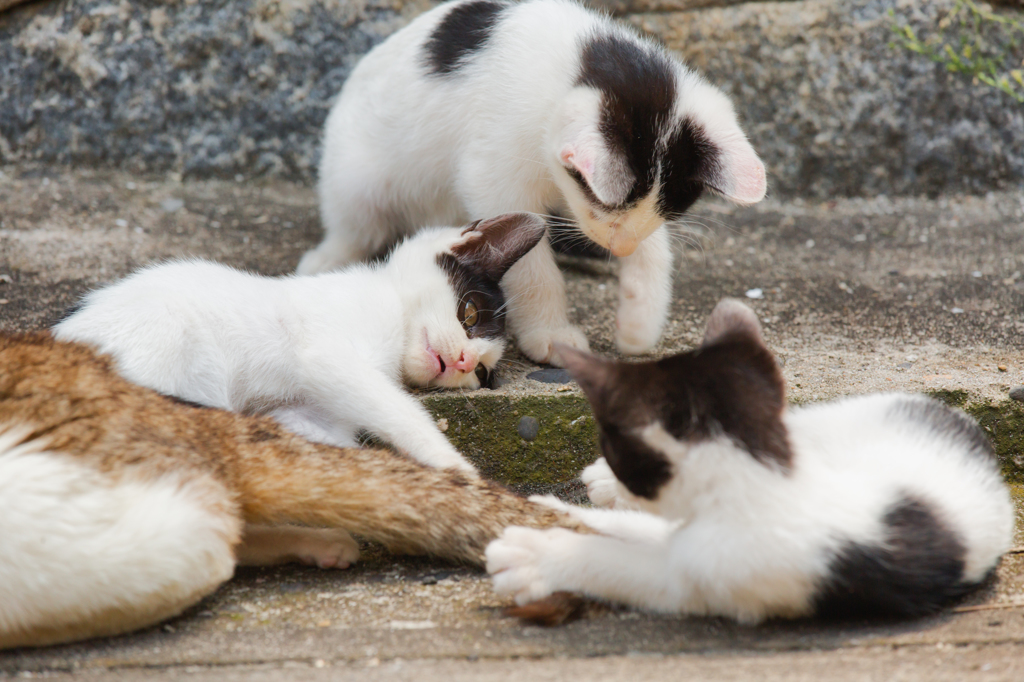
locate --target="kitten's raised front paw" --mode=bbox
[487,526,573,605]
[581,458,621,508]
[517,326,590,367]
[293,528,361,569]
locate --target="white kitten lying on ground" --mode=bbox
[56,213,546,474]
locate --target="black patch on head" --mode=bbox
[597,424,673,500]
[424,0,506,76]
[576,333,791,499]
[576,33,676,210]
[814,494,978,619]
[658,119,717,218]
[887,396,995,463]
[436,252,506,341]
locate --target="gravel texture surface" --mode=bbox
[1,167,1023,678]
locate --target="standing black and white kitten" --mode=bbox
[301,0,766,365]
[488,300,1014,621]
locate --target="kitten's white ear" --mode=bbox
[702,298,763,347]
[704,135,766,205]
[555,343,616,405]
[451,212,547,281]
[555,88,633,207]
[687,85,767,205]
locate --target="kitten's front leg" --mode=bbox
[502,235,589,367]
[615,226,673,355]
[580,457,643,511]
[313,369,475,473]
[487,518,680,610]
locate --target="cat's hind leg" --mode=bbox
[299,165,403,274]
[237,524,360,569]
[0,429,241,649]
[615,226,673,355]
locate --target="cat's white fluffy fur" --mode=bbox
[0,427,240,646]
[54,226,515,474]
[302,0,765,365]
[488,392,1014,622]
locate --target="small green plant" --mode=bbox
[890,0,1024,103]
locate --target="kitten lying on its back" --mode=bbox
[489,300,1014,621]
[302,0,765,365]
[0,334,590,649]
[56,213,546,474]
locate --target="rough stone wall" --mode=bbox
[0,0,436,177]
[634,0,1024,197]
[1,0,1022,197]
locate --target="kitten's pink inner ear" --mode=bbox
[560,146,594,183]
[715,141,767,205]
[702,299,763,347]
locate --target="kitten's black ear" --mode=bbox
[555,343,616,407]
[702,298,763,347]
[451,212,547,281]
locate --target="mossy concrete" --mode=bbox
[422,390,1024,494]
[931,390,1024,486]
[422,394,599,500]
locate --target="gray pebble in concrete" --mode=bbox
[517,416,540,441]
[527,368,572,384]
[1010,386,1024,403]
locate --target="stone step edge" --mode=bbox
[419,390,1024,496]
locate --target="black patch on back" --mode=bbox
[436,252,506,340]
[586,333,791,499]
[887,396,995,463]
[576,34,676,210]
[424,0,506,76]
[814,494,978,619]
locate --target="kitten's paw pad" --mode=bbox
[517,326,590,367]
[581,458,621,508]
[294,528,360,569]
[487,527,567,605]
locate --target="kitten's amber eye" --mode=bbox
[462,300,479,328]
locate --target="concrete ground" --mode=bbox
[1,166,1024,679]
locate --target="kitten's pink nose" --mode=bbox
[452,351,477,373]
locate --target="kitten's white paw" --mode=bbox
[293,528,361,569]
[581,458,621,508]
[615,299,664,355]
[517,326,590,367]
[487,526,573,605]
